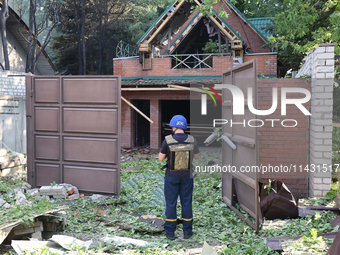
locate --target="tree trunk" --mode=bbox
[81,0,86,75]
[26,0,35,73]
[0,0,10,70]
[97,9,103,75]
[74,2,82,75]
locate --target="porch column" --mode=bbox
[150,100,161,149]
[309,43,336,197]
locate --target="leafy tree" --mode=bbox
[233,0,285,18]
[10,0,61,74]
[268,0,340,71]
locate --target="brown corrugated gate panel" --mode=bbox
[221,59,261,231]
[26,75,121,196]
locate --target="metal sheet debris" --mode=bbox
[328,231,340,255]
[266,232,339,251]
[260,180,298,220]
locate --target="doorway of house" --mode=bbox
[133,100,150,147]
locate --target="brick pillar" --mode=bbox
[150,100,161,149]
[309,43,336,197]
[121,98,133,148]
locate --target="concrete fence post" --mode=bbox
[309,43,336,197]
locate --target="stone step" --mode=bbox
[0,148,7,157]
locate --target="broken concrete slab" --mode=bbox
[0,198,10,208]
[15,190,28,205]
[28,189,40,197]
[31,231,42,240]
[13,221,43,236]
[21,182,31,191]
[201,241,218,255]
[49,235,92,251]
[11,240,65,255]
[0,220,23,246]
[39,185,67,199]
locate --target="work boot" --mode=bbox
[183,232,193,239]
[165,232,176,240]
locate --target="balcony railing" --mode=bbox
[160,53,231,69]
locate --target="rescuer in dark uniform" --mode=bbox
[159,115,199,240]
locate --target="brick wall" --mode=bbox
[0,71,26,96]
[258,78,311,197]
[113,54,277,78]
[244,54,277,76]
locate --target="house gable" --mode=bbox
[137,0,271,56]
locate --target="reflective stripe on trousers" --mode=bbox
[164,175,193,234]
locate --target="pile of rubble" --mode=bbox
[5,182,81,207]
[0,148,26,178]
[0,182,79,246]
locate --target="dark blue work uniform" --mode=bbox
[160,133,199,235]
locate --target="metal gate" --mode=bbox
[220,59,261,231]
[26,75,121,195]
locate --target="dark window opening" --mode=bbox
[133,100,150,147]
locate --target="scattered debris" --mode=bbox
[66,194,79,200]
[121,166,140,172]
[39,186,68,199]
[260,180,298,220]
[267,231,338,252]
[116,209,164,233]
[89,194,110,201]
[0,198,10,208]
[0,149,26,178]
[49,235,92,251]
[15,190,28,205]
[12,221,43,239]
[201,241,218,255]
[21,182,31,191]
[11,240,64,255]
[0,206,68,246]
[102,235,149,247]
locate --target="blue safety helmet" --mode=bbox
[169,115,187,130]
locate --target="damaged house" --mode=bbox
[114,0,277,149]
